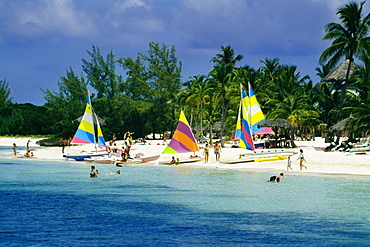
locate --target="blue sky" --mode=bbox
[0,0,363,105]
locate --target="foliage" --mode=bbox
[319,1,370,121]
[6,2,370,145]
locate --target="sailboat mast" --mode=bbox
[248,82,253,136]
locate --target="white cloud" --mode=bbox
[7,0,96,37]
[112,0,150,12]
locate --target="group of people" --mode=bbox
[90,165,121,177]
[169,156,180,165]
[286,149,307,171]
[203,141,221,163]
[12,141,35,158]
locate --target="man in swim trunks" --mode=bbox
[214,141,221,162]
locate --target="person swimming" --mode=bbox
[267,173,284,183]
[90,166,98,177]
[106,170,121,175]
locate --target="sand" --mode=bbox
[2,137,370,176]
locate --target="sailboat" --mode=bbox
[159,110,202,164]
[63,92,108,161]
[232,83,296,160]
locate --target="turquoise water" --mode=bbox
[1,146,370,246]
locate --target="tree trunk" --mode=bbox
[290,127,297,148]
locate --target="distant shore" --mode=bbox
[1,136,370,177]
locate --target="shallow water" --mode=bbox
[1,146,370,246]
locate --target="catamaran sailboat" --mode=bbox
[63,92,108,161]
[231,83,296,161]
[159,110,202,164]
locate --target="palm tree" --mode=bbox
[185,75,209,140]
[266,90,319,147]
[210,46,243,146]
[319,1,370,119]
[315,64,331,80]
[211,45,244,74]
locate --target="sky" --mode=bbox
[0,0,366,106]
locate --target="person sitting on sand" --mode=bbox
[175,158,180,165]
[169,156,176,165]
[90,166,98,177]
[107,170,121,175]
[24,150,31,158]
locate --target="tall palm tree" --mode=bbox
[186,75,209,140]
[319,1,370,119]
[267,90,319,147]
[211,45,244,74]
[210,46,243,146]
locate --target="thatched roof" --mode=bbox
[329,116,354,132]
[74,114,106,125]
[258,119,292,129]
[323,59,359,82]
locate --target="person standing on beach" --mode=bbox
[163,134,167,145]
[297,149,307,170]
[204,143,209,163]
[287,156,293,171]
[60,138,67,153]
[214,141,221,162]
[13,143,17,156]
[26,140,30,150]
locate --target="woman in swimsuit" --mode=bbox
[204,143,209,163]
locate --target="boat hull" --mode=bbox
[140,155,160,163]
[159,157,203,165]
[254,155,287,162]
[63,153,107,161]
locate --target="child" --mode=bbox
[287,156,293,171]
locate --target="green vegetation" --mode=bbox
[2,2,370,143]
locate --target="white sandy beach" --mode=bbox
[2,137,370,176]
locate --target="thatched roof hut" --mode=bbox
[323,59,359,82]
[258,119,292,129]
[328,116,354,132]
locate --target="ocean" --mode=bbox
[1,146,370,246]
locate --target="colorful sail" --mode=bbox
[234,101,242,140]
[96,115,106,147]
[248,83,273,134]
[162,110,199,154]
[71,93,95,144]
[238,87,255,150]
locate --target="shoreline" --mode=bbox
[1,137,370,177]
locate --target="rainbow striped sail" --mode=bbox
[162,110,199,154]
[248,83,273,135]
[237,86,255,150]
[96,115,106,147]
[235,83,273,150]
[71,92,106,147]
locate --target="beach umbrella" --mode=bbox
[323,59,359,82]
[257,119,292,129]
